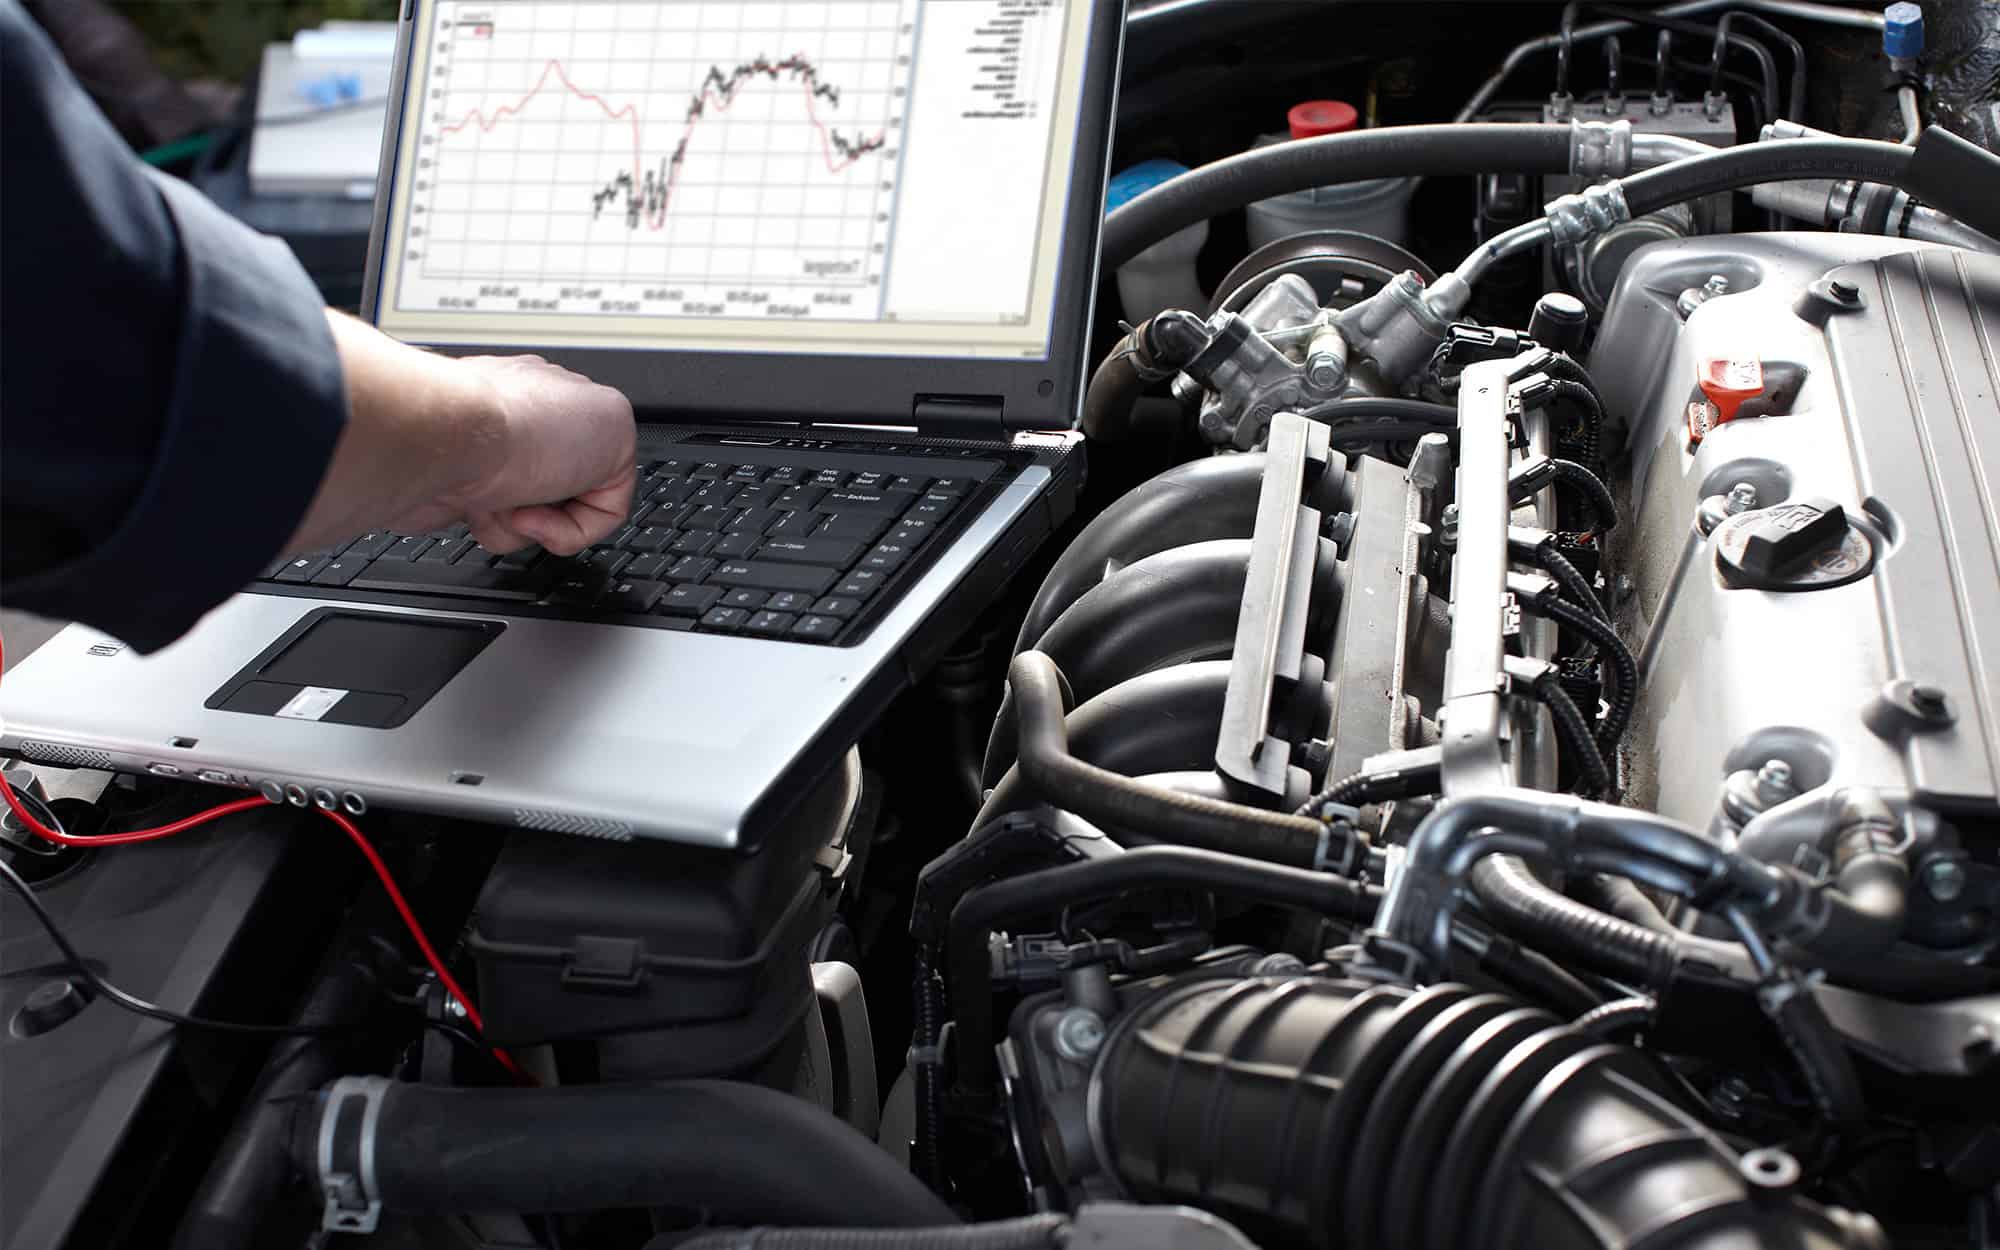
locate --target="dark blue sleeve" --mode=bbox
[0,0,348,653]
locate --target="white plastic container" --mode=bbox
[1244,100,1416,251]
[1106,159,1209,322]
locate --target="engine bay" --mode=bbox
[5,2,2000,1248]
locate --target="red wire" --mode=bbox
[0,635,531,1081]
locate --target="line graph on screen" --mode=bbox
[404,1,916,293]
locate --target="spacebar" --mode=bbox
[350,560,549,601]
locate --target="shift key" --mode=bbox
[353,559,550,601]
[708,561,837,596]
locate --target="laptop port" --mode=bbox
[311,787,338,811]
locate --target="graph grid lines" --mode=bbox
[402,0,916,308]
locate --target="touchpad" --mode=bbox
[207,609,503,729]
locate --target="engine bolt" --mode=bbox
[1828,279,1861,304]
[1921,857,1968,902]
[1911,683,1948,712]
[1704,274,1731,298]
[1052,1007,1106,1063]
[1725,482,1759,514]
[1753,759,1796,805]
[1440,504,1461,545]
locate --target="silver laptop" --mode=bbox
[1,0,1123,849]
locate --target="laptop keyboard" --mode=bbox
[256,447,998,646]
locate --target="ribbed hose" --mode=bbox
[910,954,947,1191]
[661,1217,1068,1250]
[1470,855,1679,987]
[1091,976,1886,1250]
[1535,547,1604,622]
[1530,672,1610,797]
[1527,596,1637,751]
[1546,458,1619,532]
[1101,124,1575,268]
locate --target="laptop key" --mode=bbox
[343,532,398,560]
[353,559,550,601]
[583,549,632,578]
[757,538,862,568]
[682,504,734,532]
[670,532,718,557]
[659,584,722,616]
[834,567,886,599]
[608,579,666,613]
[859,541,912,573]
[385,535,434,562]
[699,606,750,632]
[723,588,769,610]
[690,461,730,480]
[666,556,718,584]
[774,485,828,512]
[709,561,837,596]
[726,507,780,535]
[809,468,846,488]
[847,470,887,489]
[625,553,671,580]
[744,611,797,638]
[927,478,970,496]
[765,591,814,613]
[809,596,861,618]
[765,509,821,539]
[420,537,475,564]
[623,527,674,553]
[791,614,842,642]
[687,482,740,509]
[887,475,929,494]
[821,488,915,516]
[728,464,767,483]
[764,465,803,486]
[275,555,331,583]
[309,556,368,587]
[886,524,929,549]
[709,532,759,559]
[815,512,889,542]
[547,569,610,606]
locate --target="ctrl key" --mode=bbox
[790,614,842,642]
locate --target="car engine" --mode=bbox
[5,3,1999,1250]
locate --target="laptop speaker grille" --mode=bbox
[18,741,115,770]
[512,809,635,841]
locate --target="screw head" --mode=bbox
[1704,274,1731,296]
[1726,482,1760,512]
[1922,857,1969,902]
[1052,1007,1106,1063]
[1828,279,1861,303]
[1911,683,1949,712]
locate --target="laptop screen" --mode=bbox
[371,1,1099,362]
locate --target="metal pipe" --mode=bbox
[1458,0,1885,123]
[1897,84,1922,144]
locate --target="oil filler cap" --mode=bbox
[1714,496,1875,591]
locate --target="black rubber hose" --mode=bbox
[1101,123,1576,269]
[1471,855,1679,987]
[660,1216,1069,1250]
[1008,651,1336,869]
[290,1078,957,1226]
[1526,595,1638,751]
[1570,872,1682,936]
[1573,994,1656,1037]
[1906,127,2000,243]
[1092,976,1887,1250]
[1617,137,1915,222]
[948,846,1381,1094]
[1292,754,1445,819]
[1451,922,1604,1018]
[1079,310,1211,444]
[1530,670,1611,797]
[1535,547,1605,623]
[1015,454,1270,654]
[1763,978,1869,1126]
[1547,458,1619,532]
[173,922,382,1250]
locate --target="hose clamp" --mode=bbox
[1569,119,1634,179]
[1544,183,1632,246]
[317,1075,390,1235]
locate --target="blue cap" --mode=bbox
[1883,3,1924,59]
[1106,159,1189,214]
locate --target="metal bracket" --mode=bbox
[1215,412,1330,796]
[316,1075,389,1235]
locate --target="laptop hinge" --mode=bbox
[912,394,1006,438]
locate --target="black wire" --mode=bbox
[1536,546,1607,624]
[0,852,343,1038]
[1532,672,1612,797]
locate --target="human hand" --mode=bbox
[446,354,637,555]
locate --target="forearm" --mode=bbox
[285,311,506,553]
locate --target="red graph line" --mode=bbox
[437,56,884,232]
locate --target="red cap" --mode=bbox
[1288,100,1359,139]
[1697,357,1764,422]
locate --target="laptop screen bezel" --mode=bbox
[358,0,1126,431]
